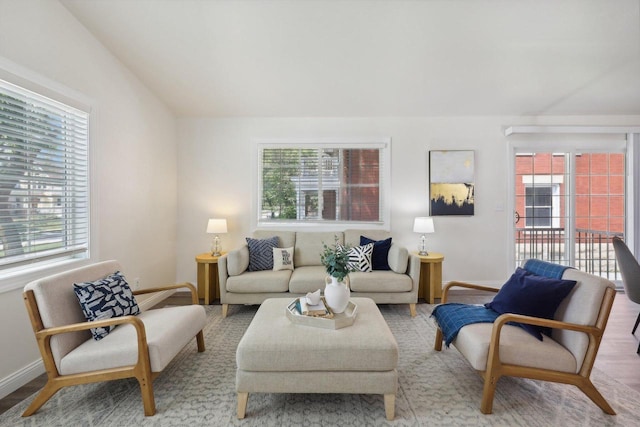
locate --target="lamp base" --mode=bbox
[418,234,429,256]
[418,250,429,256]
[211,236,222,257]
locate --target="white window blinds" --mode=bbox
[0,79,89,269]
[257,140,389,226]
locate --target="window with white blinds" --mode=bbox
[0,79,89,270]
[256,139,390,227]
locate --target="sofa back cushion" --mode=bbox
[295,232,344,267]
[252,230,296,249]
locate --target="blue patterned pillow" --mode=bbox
[73,271,140,341]
[246,236,279,271]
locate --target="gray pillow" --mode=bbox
[246,236,279,271]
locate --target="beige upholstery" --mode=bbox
[433,261,616,415]
[22,260,206,417]
[219,230,420,317]
[235,297,398,420]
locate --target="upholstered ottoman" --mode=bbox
[236,297,399,420]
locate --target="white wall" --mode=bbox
[0,0,177,396]
[176,116,640,287]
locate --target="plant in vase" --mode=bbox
[320,237,354,313]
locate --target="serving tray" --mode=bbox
[286,298,358,330]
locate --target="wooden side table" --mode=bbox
[413,252,444,304]
[195,252,224,305]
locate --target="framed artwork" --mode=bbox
[429,150,475,216]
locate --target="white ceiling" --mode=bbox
[60,0,640,117]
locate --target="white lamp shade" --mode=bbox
[206,218,228,234]
[413,217,435,234]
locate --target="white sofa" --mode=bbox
[218,230,420,317]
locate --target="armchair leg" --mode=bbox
[576,379,616,415]
[22,381,62,417]
[409,303,416,317]
[222,304,229,318]
[480,372,499,414]
[196,330,205,352]
[632,311,640,335]
[434,328,443,351]
[136,373,156,416]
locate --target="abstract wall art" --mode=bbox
[429,150,475,216]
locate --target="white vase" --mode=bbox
[324,275,350,313]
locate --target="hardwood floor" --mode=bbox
[2,291,639,416]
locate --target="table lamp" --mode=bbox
[206,218,227,256]
[413,217,435,256]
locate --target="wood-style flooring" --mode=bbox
[1,291,639,416]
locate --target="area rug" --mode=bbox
[2,303,639,426]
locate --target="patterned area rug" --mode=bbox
[2,302,639,426]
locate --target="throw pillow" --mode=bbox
[484,267,577,340]
[273,247,295,271]
[342,243,374,272]
[360,236,392,270]
[246,236,279,271]
[73,271,140,341]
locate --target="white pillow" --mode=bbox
[273,247,295,271]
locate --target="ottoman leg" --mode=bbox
[237,392,248,419]
[384,393,395,420]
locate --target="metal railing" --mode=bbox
[515,227,623,280]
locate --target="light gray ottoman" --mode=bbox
[236,297,399,420]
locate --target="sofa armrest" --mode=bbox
[387,243,409,273]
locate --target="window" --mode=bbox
[525,185,553,227]
[0,78,89,271]
[256,139,390,228]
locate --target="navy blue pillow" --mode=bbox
[246,236,279,271]
[484,267,577,340]
[360,236,392,270]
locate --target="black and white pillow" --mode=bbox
[345,243,374,272]
[73,271,140,340]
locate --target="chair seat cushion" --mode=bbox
[59,305,206,375]
[452,322,578,373]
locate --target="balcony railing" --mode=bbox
[515,227,623,280]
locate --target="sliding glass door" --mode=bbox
[513,150,625,280]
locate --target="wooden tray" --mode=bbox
[286,298,357,330]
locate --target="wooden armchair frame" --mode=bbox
[22,282,205,417]
[434,280,616,415]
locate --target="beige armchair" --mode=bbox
[433,263,616,415]
[22,260,206,417]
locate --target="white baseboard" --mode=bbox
[0,289,175,400]
[0,358,44,400]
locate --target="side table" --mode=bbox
[413,252,444,304]
[195,252,224,305]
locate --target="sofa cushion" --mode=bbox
[226,270,291,293]
[360,236,392,270]
[387,244,409,273]
[289,266,328,294]
[246,236,279,271]
[295,232,343,267]
[343,243,373,272]
[349,270,413,292]
[59,305,206,375]
[227,246,250,276]
[453,322,577,373]
[73,271,140,341]
[273,247,294,271]
[484,267,577,340]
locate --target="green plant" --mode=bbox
[320,237,354,282]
